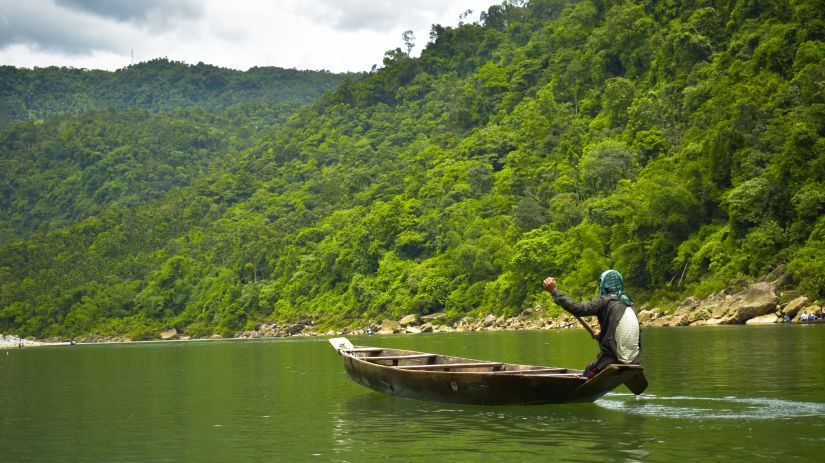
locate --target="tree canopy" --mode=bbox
[2,0,824,340]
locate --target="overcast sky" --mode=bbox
[0,0,497,72]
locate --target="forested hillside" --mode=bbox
[0,61,353,238]
[2,0,824,340]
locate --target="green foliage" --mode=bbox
[725,176,774,233]
[789,217,825,299]
[579,139,635,196]
[2,0,824,339]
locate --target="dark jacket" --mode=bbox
[551,289,641,370]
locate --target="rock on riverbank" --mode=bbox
[644,280,822,327]
[0,334,44,348]
[5,277,822,347]
[330,279,821,336]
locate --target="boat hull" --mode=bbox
[332,339,646,405]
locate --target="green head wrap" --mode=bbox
[599,269,633,306]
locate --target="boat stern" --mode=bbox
[565,364,648,403]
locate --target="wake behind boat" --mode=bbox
[329,337,647,405]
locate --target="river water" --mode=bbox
[1,325,823,462]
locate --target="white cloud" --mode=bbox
[0,0,138,54]
[0,0,497,72]
[54,0,201,25]
[297,0,459,32]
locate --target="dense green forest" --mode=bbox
[0,61,354,237]
[1,0,824,340]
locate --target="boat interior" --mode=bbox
[345,346,581,376]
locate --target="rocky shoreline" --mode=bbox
[0,334,47,348]
[3,278,822,349]
[644,281,821,327]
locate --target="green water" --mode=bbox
[1,325,823,462]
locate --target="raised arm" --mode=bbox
[543,277,604,317]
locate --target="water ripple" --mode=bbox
[596,393,825,420]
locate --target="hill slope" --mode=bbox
[0,61,354,238]
[1,0,824,339]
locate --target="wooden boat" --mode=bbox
[329,337,648,405]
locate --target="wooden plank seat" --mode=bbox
[365,354,437,361]
[488,368,570,375]
[395,362,504,370]
[347,347,385,353]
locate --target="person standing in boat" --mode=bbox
[542,270,641,379]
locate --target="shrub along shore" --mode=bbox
[3,276,821,349]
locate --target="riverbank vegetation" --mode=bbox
[2,0,824,340]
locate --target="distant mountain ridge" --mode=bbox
[0,60,355,237]
[0,58,357,128]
